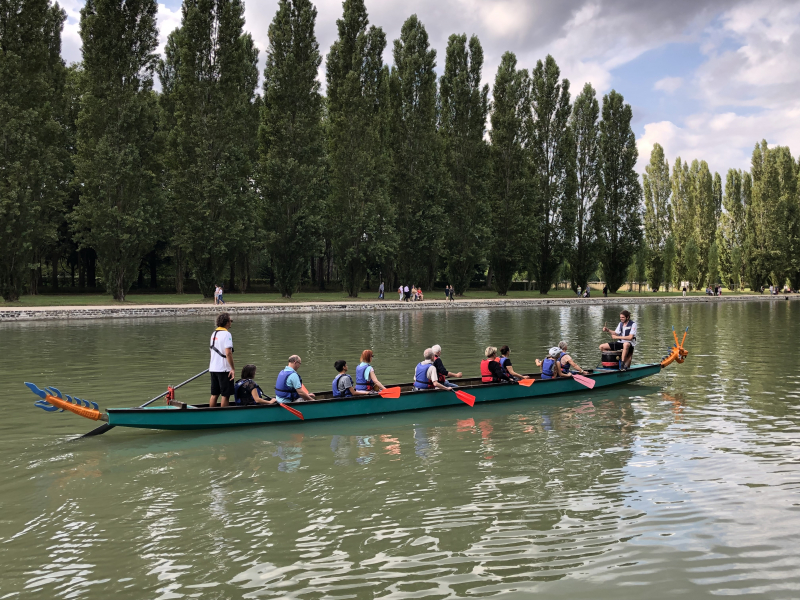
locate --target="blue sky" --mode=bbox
[57,0,800,175]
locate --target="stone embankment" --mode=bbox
[1,294,796,322]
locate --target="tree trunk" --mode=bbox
[229,261,236,292]
[175,247,184,294]
[149,252,158,289]
[51,253,58,292]
[86,250,96,288]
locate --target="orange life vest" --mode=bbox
[480,357,500,383]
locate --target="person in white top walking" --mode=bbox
[209,312,235,407]
[599,310,637,371]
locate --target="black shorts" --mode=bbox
[210,371,234,397]
[609,341,634,353]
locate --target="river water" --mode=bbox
[1,301,799,599]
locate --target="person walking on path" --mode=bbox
[398,285,403,301]
[682,285,687,297]
[217,285,226,304]
[209,312,235,407]
[403,285,410,302]
[379,281,384,300]
[602,285,608,298]
[275,355,316,403]
[214,285,220,305]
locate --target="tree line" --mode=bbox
[641,141,800,292]
[3,0,795,303]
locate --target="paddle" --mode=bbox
[279,402,304,420]
[517,378,535,387]
[572,373,596,389]
[452,389,476,407]
[378,386,401,398]
[80,369,210,438]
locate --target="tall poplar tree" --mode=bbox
[595,90,642,293]
[439,33,490,295]
[642,143,671,291]
[388,15,441,289]
[568,82,600,293]
[0,0,67,301]
[670,157,692,286]
[326,0,393,297]
[693,160,715,288]
[72,0,162,301]
[259,0,324,298]
[528,55,576,294]
[716,169,744,289]
[487,51,530,295]
[160,0,260,297]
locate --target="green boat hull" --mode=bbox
[105,363,662,431]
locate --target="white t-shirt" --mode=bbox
[615,321,637,346]
[209,329,233,372]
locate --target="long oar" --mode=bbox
[279,402,304,420]
[80,369,210,438]
[572,373,596,389]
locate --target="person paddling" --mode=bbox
[413,348,452,390]
[480,347,514,383]
[209,312,235,407]
[600,310,637,370]
[538,347,572,379]
[234,365,276,405]
[275,355,315,403]
[432,344,462,388]
[557,341,588,375]
[332,360,370,397]
[498,346,524,380]
[355,350,385,392]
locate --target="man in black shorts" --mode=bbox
[600,310,637,370]
[209,312,235,407]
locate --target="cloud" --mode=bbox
[654,76,683,93]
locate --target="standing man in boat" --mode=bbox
[209,312,235,407]
[431,344,462,388]
[275,355,316,403]
[600,310,637,370]
[414,348,454,390]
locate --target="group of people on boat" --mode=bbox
[207,310,638,407]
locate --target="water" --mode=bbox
[1,302,799,599]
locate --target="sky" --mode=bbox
[56,0,800,175]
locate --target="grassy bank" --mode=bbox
[1,288,764,307]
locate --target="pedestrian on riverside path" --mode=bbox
[602,285,608,298]
[209,312,235,407]
[379,281,384,300]
[398,285,403,301]
[403,285,410,301]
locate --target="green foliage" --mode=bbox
[388,15,441,290]
[707,240,719,286]
[488,52,530,295]
[71,0,162,301]
[0,0,67,301]
[159,0,260,298]
[439,33,490,295]
[326,0,393,297]
[717,169,745,289]
[528,55,576,294]
[259,0,324,298]
[670,157,692,284]
[662,235,676,291]
[693,160,715,288]
[643,143,671,291]
[568,83,600,293]
[684,237,699,289]
[596,90,642,293]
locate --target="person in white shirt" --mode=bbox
[209,312,235,407]
[599,310,637,371]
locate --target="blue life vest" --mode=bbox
[275,368,301,401]
[234,378,263,405]
[499,356,511,378]
[355,363,373,391]
[541,356,561,379]
[332,374,352,398]
[414,362,434,389]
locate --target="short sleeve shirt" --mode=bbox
[283,367,302,390]
[615,321,637,346]
[422,360,438,383]
[209,329,233,372]
[337,374,354,393]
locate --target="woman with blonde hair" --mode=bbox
[480,346,513,384]
[355,350,385,392]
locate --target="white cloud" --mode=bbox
[156,3,182,57]
[654,76,683,93]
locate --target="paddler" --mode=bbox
[498,346,524,380]
[600,310,636,371]
[355,350,386,392]
[557,341,589,375]
[432,344,462,388]
[234,365,276,405]
[275,355,316,403]
[537,347,573,379]
[332,360,371,397]
[480,347,514,383]
[413,348,453,390]
[209,312,235,407]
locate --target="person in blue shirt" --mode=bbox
[275,355,316,403]
[355,350,385,392]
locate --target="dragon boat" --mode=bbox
[24,329,689,436]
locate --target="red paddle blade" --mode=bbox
[300,385,310,395]
[453,390,475,407]
[572,374,595,389]
[379,386,401,398]
[280,403,304,420]
[518,378,535,387]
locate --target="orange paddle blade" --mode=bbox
[280,403,304,420]
[379,387,401,398]
[300,384,309,395]
[453,390,475,407]
[518,378,535,387]
[572,374,595,389]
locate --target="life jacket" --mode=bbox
[332,374,352,398]
[210,327,234,360]
[480,357,500,383]
[616,320,636,343]
[234,378,262,405]
[275,368,301,401]
[355,363,373,391]
[541,355,562,379]
[414,362,434,389]
[499,356,511,378]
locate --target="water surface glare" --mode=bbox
[1,302,799,599]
